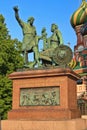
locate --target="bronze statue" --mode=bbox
[13,6,41,68]
[48,23,63,48]
[13,6,73,68]
[39,23,65,67]
[41,27,48,50]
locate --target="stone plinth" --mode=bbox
[1,118,87,130]
[8,67,81,120]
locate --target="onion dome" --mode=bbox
[70,0,87,28]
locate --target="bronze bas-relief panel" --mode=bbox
[20,87,60,106]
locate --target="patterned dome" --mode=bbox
[70,0,87,28]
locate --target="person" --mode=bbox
[40,23,64,67]
[13,6,41,67]
[41,27,48,50]
[48,23,64,48]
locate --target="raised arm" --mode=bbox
[13,6,24,28]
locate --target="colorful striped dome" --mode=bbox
[70,0,87,28]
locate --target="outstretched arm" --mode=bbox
[13,6,24,28]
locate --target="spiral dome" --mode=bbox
[70,0,87,28]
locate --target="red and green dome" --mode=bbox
[70,0,87,28]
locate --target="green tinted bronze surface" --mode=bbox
[20,87,60,106]
[13,6,72,68]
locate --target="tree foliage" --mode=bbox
[0,14,23,119]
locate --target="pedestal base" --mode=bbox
[8,68,81,120]
[8,108,81,120]
[1,118,87,130]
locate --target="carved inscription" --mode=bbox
[20,87,60,106]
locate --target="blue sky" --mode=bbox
[0,0,83,51]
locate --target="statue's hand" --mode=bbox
[13,6,19,12]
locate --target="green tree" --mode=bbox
[0,14,23,119]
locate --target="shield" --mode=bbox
[53,45,73,66]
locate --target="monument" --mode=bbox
[7,6,81,121]
[2,5,87,130]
